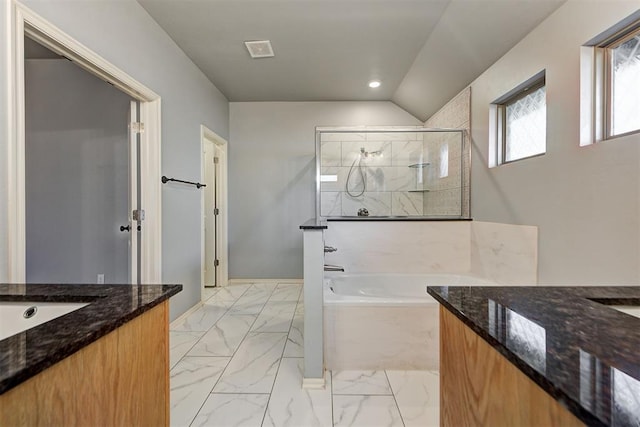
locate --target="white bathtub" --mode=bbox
[323,273,495,370]
[325,273,495,306]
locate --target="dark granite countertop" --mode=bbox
[427,286,640,427]
[300,218,328,229]
[0,283,181,394]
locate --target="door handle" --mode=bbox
[120,225,131,232]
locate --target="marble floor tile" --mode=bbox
[170,301,233,332]
[269,283,302,301]
[283,313,303,357]
[333,395,403,427]
[207,283,251,302]
[170,356,230,427]
[213,332,287,394]
[250,301,297,333]
[202,287,219,301]
[332,371,393,395]
[170,331,205,369]
[248,282,278,293]
[187,314,256,357]
[386,370,439,427]
[228,288,272,315]
[190,393,269,427]
[262,358,333,427]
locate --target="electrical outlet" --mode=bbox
[97,274,104,284]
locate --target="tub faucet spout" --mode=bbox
[324,264,344,272]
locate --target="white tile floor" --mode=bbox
[170,283,439,427]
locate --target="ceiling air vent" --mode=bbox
[244,40,275,59]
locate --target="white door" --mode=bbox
[203,140,219,287]
[128,100,140,284]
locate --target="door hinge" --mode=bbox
[214,157,219,164]
[214,259,220,267]
[132,209,145,221]
[130,122,145,133]
[214,208,220,215]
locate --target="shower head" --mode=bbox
[359,147,383,158]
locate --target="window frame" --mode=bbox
[492,72,547,166]
[603,24,640,139]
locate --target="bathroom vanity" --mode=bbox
[427,285,640,426]
[0,283,181,426]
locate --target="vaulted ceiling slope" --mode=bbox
[138,0,565,121]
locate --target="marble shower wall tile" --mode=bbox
[366,167,415,192]
[320,132,366,142]
[391,192,423,216]
[341,192,392,216]
[170,356,230,427]
[320,141,342,166]
[262,358,333,427]
[391,140,424,166]
[341,141,392,167]
[333,395,403,427]
[213,332,287,393]
[191,394,269,427]
[320,192,341,217]
[386,370,440,427]
[470,221,538,284]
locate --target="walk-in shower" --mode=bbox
[315,127,470,218]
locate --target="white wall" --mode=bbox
[468,1,640,284]
[25,59,130,284]
[228,102,421,279]
[1,0,229,320]
[0,1,10,282]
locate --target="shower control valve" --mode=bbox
[324,246,337,253]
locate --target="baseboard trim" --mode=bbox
[228,278,303,284]
[302,376,326,389]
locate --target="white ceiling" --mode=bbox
[138,0,565,121]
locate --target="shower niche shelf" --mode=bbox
[408,162,430,168]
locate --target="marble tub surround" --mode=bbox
[427,285,640,426]
[0,283,181,394]
[324,220,538,282]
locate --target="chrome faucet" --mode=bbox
[324,264,344,272]
[324,245,337,253]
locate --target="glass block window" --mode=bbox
[609,30,640,136]
[504,85,547,162]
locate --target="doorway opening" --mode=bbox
[24,36,139,284]
[8,4,162,283]
[201,126,228,300]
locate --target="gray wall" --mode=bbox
[228,101,421,279]
[25,59,130,284]
[1,0,230,320]
[467,2,640,284]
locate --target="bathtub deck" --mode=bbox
[169,282,440,427]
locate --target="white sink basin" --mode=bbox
[611,305,640,319]
[0,301,89,341]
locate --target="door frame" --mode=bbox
[6,2,162,283]
[200,125,228,297]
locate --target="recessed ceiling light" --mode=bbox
[368,80,381,88]
[244,40,275,59]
